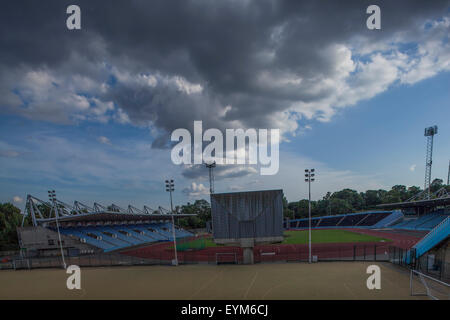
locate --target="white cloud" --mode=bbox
[97,136,112,145]
[13,196,23,203]
[182,182,209,197]
[410,164,416,172]
[0,150,20,158]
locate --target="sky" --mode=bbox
[0,0,449,211]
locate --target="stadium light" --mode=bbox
[165,179,178,266]
[205,161,216,194]
[304,169,316,264]
[48,190,66,269]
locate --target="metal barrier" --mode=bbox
[389,245,449,286]
[410,269,450,300]
[0,243,391,270]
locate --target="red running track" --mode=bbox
[122,228,425,263]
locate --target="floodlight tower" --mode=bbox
[424,126,438,199]
[447,160,449,185]
[165,179,178,266]
[205,161,216,194]
[305,169,316,264]
[48,190,66,269]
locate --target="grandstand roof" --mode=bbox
[49,211,196,223]
[23,194,197,227]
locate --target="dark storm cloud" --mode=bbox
[182,164,257,180]
[0,0,449,145]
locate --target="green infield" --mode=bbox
[173,229,387,250]
[281,229,387,244]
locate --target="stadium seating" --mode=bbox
[406,215,450,264]
[58,222,192,252]
[391,210,449,231]
[287,211,395,229]
[370,210,403,228]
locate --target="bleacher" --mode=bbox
[287,211,396,229]
[357,212,391,226]
[58,222,192,252]
[405,215,450,264]
[390,210,449,231]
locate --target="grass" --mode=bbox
[281,229,387,244]
[173,229,387,250]
[169,237,218,251]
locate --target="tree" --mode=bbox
[0,203,24,250]
[328,198,353,215]
[330,189,364,211]
[178,200,211,229]
[283,196,294,219]
[430,178,444,193]
[407,186,421,199]
[363,190,382,207]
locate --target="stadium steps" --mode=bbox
[371,210,403,228]
[160,223,192,238]
[81,228,130,249]
[316,218,323,227]
[406,216,450,264]
[60,229,115,250]
[98,227,141,246]
[132,225,169,241]
[114,226,157,243]
[355,214,370,226]
[150,224,173,239]
[414,213,440,228]
[415,214,448,230]
[336,216,346,226]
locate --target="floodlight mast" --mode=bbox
[165,179,178,266]
[205,161,216,194]
[305,169,316,264]
[447,160,449,186]
[48,190,66,269]
[424,126,438,199]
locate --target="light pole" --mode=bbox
[48,190,66,269]
[305,169,315,263]
[205,161,216,194]
[165,179,178,266]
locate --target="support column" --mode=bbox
[240,238,255,264]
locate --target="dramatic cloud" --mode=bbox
[0,1,448,148]
[182,182,209,197]
[182,164,258,180]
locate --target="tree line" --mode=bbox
[283,179,448,220]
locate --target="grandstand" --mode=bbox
[389,209,449,231]
[285,210,403,230]
[17,195,195,256]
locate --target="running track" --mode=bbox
[122,228,426,263]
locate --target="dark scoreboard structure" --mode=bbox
[210,189,284,245]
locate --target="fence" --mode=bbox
[415,253,449,284]
[0,243,391,270]
[0,253,173,270]
[389,245,449,284]
[254,243,390,263]
[388,246,409,267]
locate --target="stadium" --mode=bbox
[0,178,449,300]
